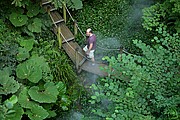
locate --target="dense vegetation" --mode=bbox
[75,0,179,119]
[0,0,82,120]
[0,0,179,120]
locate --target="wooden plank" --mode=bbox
[81,61,108,77]
[53,22,75,43]
[62,41,85,64]
[50,7,57,11]
[50,11,64,24]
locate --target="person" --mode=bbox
[83,28,96,65]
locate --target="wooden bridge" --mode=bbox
[41,0,107,76]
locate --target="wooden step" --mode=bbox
[50,11,64,24]
[53,22,75,43]
[50,6,57,11]
[42,4,57,12]
[42,0,51,5]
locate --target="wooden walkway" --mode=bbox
[41,0,107,77]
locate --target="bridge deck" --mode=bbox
[62,41,107,77]
[42,0,107,76]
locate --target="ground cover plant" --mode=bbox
[77,0,180,119]
[0,0,83,119]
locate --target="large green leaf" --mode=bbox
[20,38,34,51]
[29,55,53,82]
[28,18,42,33]
[28,82,59,103]
[4,95,18,109]
[16,55,52,83]
[5,104,24,120]
[26,105,49,120]
[9,12,28,27]
[27,4,40,17]
[16,58,42,83]
[18,87,38,109]
[0,68,20,95]
[16,47,30,61]
[72,0,83,10]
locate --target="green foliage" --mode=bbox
[142,0,180,33]
[18,87,49,120]
[16,57,42,83]
[26,105,49,120]
[28,82,59,103]
[74,0,151,52]
[16,55,53,83]
[18,87,39,109]
[52,0,83,10]
[28,18,42,33]
[19,38,34,51]
[87,26,179,119]
[0,68,20,95]
[142,3,165,31]
[34,35,77,85]
[17,38,34,61]
[0,1,88,119]
[11,0,30,7]
[17,47,30,61]
[0,95,24,120]
[27,4,40,18]
[9,12,28,27]
[8,0,47,35]
[4,95,18,109]
[0,19,19,69]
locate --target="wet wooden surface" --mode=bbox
[81,61,108,77]
[62,41,84,64]
[50,11,64,24]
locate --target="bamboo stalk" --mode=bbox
[63,1,67,23]
[74,20,78,35]
[57,26,62,48]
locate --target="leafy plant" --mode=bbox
[0,95,24,120]
[18,87,49,120]
[28,18,42,33]
[52,0,83,10]
[16,38,34,61]
[9,12,28,27]
[28,82,59,103]
[142,0,180,33]
[87,25,179,119]
[0,68,20,95]
[27,4,40,18]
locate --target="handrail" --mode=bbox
[61,1,86,39]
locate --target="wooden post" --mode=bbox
[57,26,62,48]
[47,5,51,15]
[75,48,79,70]
[63,1,67,23]
[74,20,78,35]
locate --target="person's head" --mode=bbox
[86,28,93,36]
